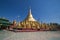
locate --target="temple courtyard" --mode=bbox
[0,30,60,40]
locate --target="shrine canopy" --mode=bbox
[0,17,12,26]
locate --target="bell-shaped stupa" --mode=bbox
[25,8,36,21]
[19,8,41,30]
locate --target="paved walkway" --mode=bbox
[3,31,60,40]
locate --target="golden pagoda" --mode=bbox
[11,8,57,31]
[19,8,41,30]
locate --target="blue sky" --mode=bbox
[0,0,60,23]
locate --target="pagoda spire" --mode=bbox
[28,8,33,18]
[29,8,32,15]
[25,8,36,21]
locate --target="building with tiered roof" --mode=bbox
[0,17,12,30]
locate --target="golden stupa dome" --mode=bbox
[19,8,41,29]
